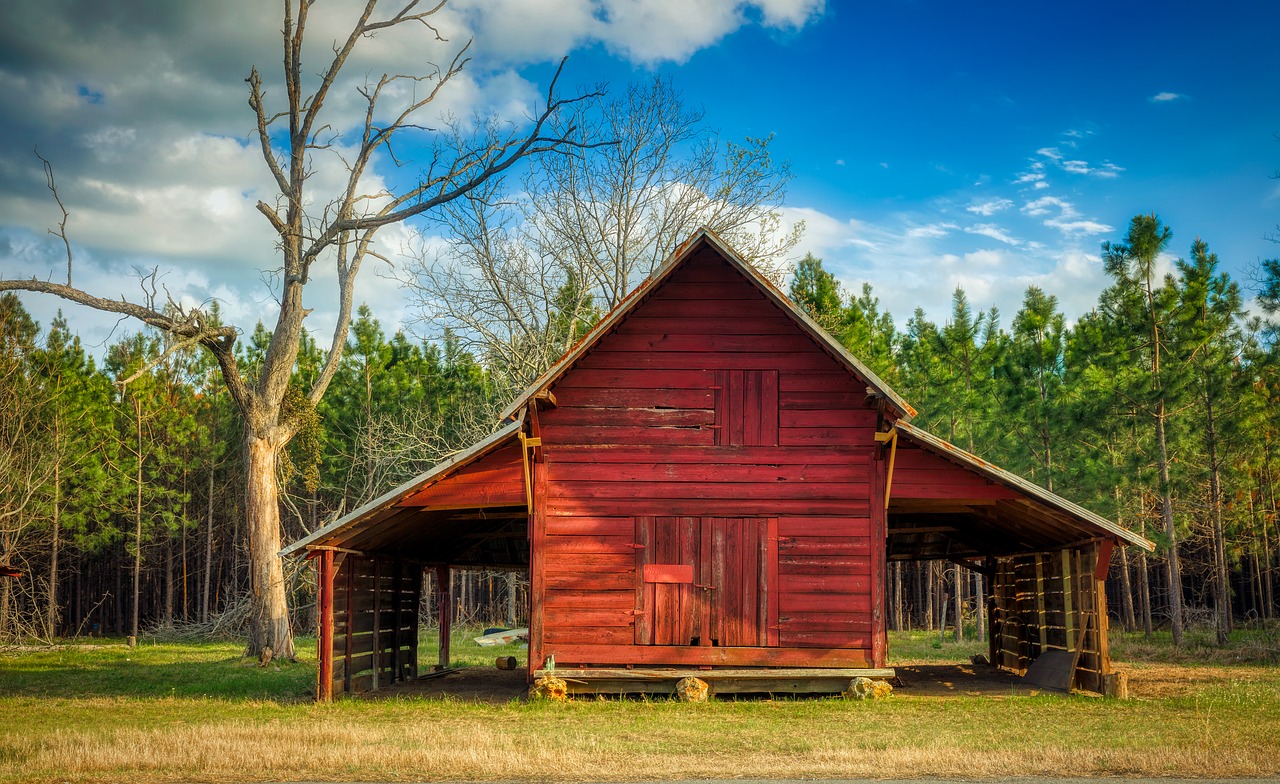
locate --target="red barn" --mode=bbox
[285,229,1152,699]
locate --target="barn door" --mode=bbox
[635,517,777,647]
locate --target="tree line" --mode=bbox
[2,213,1277,649]
[792,214,1280,645]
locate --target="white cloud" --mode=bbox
[965,223,1021,246]
[966,198,1012,216]
[1022,196,1072,217]
[1150,91,1186,103]
[1021,196,1111,237]
[906,222,958,239]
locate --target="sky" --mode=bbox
[2,0,1279,355]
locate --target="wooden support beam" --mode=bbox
[436,564,451,671]
[317,549,334,702]
[1034,554,1048,653]
[1062,549,1075,655]
[343,556,354,694]
[372,558,382,690]
[1094,538,1115,580]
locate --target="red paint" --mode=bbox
[643,563,695,583]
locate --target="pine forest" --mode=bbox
[2,213,1280,650]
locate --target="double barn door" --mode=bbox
[634,516,779,648]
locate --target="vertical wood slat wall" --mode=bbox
[328,555,421,696]
[989,542,1110,693]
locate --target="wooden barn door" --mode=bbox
[635,516,777,648]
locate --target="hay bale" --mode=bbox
[843,676,893,700]
[531,676,567,701]
[675,677,709,702]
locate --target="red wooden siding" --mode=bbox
[634,517,775,648]
[890,444,1020,501]
[530,247,886,670]
[399,443,525,508]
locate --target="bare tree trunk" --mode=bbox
[954,564,964,642]
[244,432,295,661]
[1203,397,1231,645]
[47,440,61,638]
[202,405,215,624]
[1115,486,1137,632]
[1154,409,1183,646]
[924,562,935,631]
[1138,549,1153,636]
[1119,546,1137,632]
[131,395,143,644]
[893,561,904,632]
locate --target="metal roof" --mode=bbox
[498,227,916,422]
[893,420,1155,551]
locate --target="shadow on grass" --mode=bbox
[0,638,315,701]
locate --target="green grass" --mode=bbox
[1,628,1277,782]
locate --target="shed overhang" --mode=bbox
[886,420,1155,562]
[280,418,529,567]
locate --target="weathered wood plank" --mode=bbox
[576,350,838,372]
[548,499,873,517]
[544,589,635,609]
[540,424,715,446]
[548,461,870,484]
[543,644,874,668]
[544,517,631,536]
[547,480,870,501]
[547,444,873,464]
[546,407,714,428]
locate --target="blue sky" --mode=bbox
[2,1,1278,349]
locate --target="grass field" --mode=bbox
[0,626,1277,783]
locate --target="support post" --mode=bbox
[436,565,451,670]
[317,549,334,702]
[986,556,998,667]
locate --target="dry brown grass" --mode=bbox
[2,636,1277,783]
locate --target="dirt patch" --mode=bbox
[893,663,1042,697]
[359,660,1268,702]
[1117,660,1268,699]
[364,667,528,702]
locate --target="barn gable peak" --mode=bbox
[499,228,916,421]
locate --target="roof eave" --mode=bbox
[279,416,525,558]
[893,420,1155,552]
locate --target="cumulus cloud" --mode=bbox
[1150,91,1186,103]
[0,0,827,350]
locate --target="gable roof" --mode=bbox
[280,416,525,558]
[498,227,916,421]
[894,420,1155,551]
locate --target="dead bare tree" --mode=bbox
[1,0,597,660]
[405,76,802,397]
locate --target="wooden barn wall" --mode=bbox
[530,249,884,672]
[988,542,1110,693]
[329,555,421,695]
